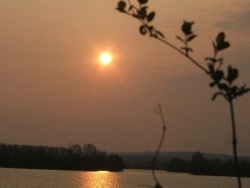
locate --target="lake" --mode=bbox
[0,168,249,187]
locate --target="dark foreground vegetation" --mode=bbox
[121,152,250,177]
[0,143,124,172]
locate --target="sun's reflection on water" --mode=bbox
[74,171,121,188]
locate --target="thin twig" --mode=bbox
[123,11,208,74]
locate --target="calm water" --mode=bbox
[0,168,249,188]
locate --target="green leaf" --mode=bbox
[155,183,163,188]
[217,58,224,63]
[218,83,229,90]
[216,32,225,44]
[138,0,148,4]
[139,25,147,35]
[147,12,155,22]
[241,85,250,94]
[213,70,224,82]
[236,85,250,96]
[215,32,230,51]
[129,5,136,12]
[205,57,216,64]
[212,92,224,101]
[117,1,127,12]
[186,34,197,42]
[217,41,230,51]
[212,41,217,53]
[244,88,250,94]
[148,25,154,31]
[182,21,194,36]
[207,63,214,73]
[148,26,156,37]
[209,82,216,87]
[231,86,238,92]
[227,66,238,84]
[181,47,193,52]
[139,6,148,19]
[156,30,165,38]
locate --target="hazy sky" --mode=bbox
[0,0,250,155]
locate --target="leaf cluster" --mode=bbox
[117,0,164,38]
[177,21,197,56]
[205,32,250,101]
[117,0,249,102]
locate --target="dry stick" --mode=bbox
[138,104,166,188]
[151,104,166,187]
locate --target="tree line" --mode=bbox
[0,143,124,172]
[167,152,250,177]
[122,152,250,177]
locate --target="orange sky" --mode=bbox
[0,0,250,155]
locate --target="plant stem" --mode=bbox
[119,3,244,186]
[156,37,208,74]
[229,99,242,188]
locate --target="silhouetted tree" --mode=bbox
[106,154,125,171]
[166,158,188,173]
[0,143,124,172]
[189,152,209,175]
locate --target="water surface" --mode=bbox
[0,168,249,187]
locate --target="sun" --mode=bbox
[99,52,112,65]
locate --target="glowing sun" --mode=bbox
[99,52,112,65]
